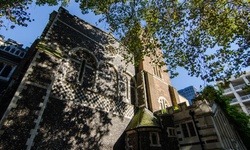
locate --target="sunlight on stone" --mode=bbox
[17,108,30,117]
[4,120,14,127]
[84,24,93,30]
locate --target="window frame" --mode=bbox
[158,96,169,110]
[149,132,161,147]
[68,48,97,88]
[180,121,197,138]
[0,63,16,81]
[167,127,176,137]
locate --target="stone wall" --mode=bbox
[0,7,136,150]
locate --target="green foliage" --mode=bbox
[202,86,250,149]
[161,108,167,114]
[0,0,69,29]
[1,0,250,82]
[0,0,33,29]
[37,40,63,58]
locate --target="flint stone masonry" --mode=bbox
[0,7,136,150]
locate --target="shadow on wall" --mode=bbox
[33,97,112,150]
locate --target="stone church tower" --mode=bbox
[0,7,174,150]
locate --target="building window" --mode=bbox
[0,63,15,81]
[10,48,15,53]
[187,122,196,136]
[158,97,169,110]
[181,123,189,137]
[181,122,197,138]
[150,132,161,147]
[118,74,128,102]
[1,65,12,77]
[19,52,25,58]
[130,78,136,104]
[167,127,176,137]
[15,50,20,55]
[69,49,97,88]
[5,47,10,51]
[78,58,96,87]
[153,65,162,78]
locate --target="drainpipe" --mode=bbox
[189,110,204,150]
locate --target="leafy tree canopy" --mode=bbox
[1,0,250,82]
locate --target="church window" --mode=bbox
[130,78,136,104]
[96,63,117,98]
[153,65,162,78]
[69,48,97,88]
[78,56,96,87]
[78,59,86,83]
[118,75,128,102]
[158,97,168,110]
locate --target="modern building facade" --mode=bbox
[0,7,246,150]
[218,72,250,115]
[178,86,197,105]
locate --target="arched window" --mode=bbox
[69,48,97,88]
[96,63,117,98]
[118,74,128,102]
[158,97,169,110]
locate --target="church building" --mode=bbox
[0,7,246,150]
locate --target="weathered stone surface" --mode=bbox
[0,7,135,150]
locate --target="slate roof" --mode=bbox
[126,107,160,131]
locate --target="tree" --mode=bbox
[1,0,250,82]
[0,0,33,29]
[0,0,69,29]
[200,85,250,149]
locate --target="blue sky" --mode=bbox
[0,2,206,90]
